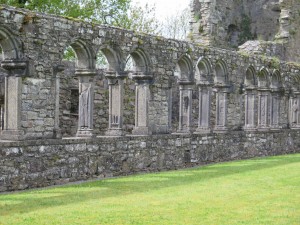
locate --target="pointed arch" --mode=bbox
[176,54,193,81]
[257,67,270,88]
[196,57,212,84]
[244,66,257,87]
[0,27,21,59]
[214,60,228,84]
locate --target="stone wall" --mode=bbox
[1,6,300,192]
[1,130,299,192]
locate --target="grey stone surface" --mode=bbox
[0,5,300,192]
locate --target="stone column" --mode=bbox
[105,71,126,136]
[132,73,153,135]
[0,60,28,140]
[53,65,65,138]
[270,89,281,130]
[75,69,96,138]
[290,91,300,129]
[195,84,211,133]
[257,89,270,130]
[244,88,256,131]
[177,80,193,134]
[214,87,229,132]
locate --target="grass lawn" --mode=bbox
[0,154,299,225]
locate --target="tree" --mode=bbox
[161,7,190,40]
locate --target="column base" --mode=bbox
[194,127,211,134]
[243,126,257,132]
[105,128,124,136]
[76,129,94,138]
[0,129,24,141]
[257,126,269,131]
[270,126,281,131]
[213,126,228,133]
[132,126,152,136]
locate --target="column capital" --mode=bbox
[0,59,28,77]
[75,69,96,77]
[105,70,127,83]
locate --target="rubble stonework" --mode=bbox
[0,5,300,192]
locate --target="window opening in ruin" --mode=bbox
[70,88,79,115]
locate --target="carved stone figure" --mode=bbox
[292,100,298,123]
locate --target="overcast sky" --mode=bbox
[131,0,190,21]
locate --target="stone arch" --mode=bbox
[270,69,282,89]
[97,45,124,72]
[244,66,257,87]
[214,60,228,85]
[195,57,212,84]
[65,39,95,69]
[176,54,193,81]
[0,27,21,59]
[127,48,152,74]
[257,67,270,88]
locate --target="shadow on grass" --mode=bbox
[0,154,299,216]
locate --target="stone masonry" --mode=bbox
[0,5,300,192]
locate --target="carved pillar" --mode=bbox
[132,73,153,135]
[257,89,270,130]
[0,60,28,140]
[214,86,229,132]
[105,71,126,136]
[244,88,256,131]
[290,91,300,129]
[195,84,211,133]
[270,89,281,130]
[177,80,193,133]
[53,65,65,138]
[75,69,96,138]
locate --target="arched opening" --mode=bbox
[270,70,282,129]
[243,66,257,130]
[227,24,240,48]
[257,68,270,129]
[95,47,124,135]
[123,48,152,134]
[59,40,95,137]
[214,60,228,85]
[257,68,270,88]
[195,58,212,84]
[214,60,229,131]
[173,55,194,133]
[195,58,212,133]
[0,28,22,139]
[245,66,256,87]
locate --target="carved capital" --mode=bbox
[0,60,28,77]
[75,68,96,77]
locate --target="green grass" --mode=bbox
[0,154,300,225]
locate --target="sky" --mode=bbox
[131,0,190,21]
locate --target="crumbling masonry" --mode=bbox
[0,2,300,191]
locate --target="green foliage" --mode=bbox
[0,154,299,224]
[238,14,254,45]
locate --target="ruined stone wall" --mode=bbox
[1,131,300,192]
[190,0,300,62]
[1,6,300,192]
